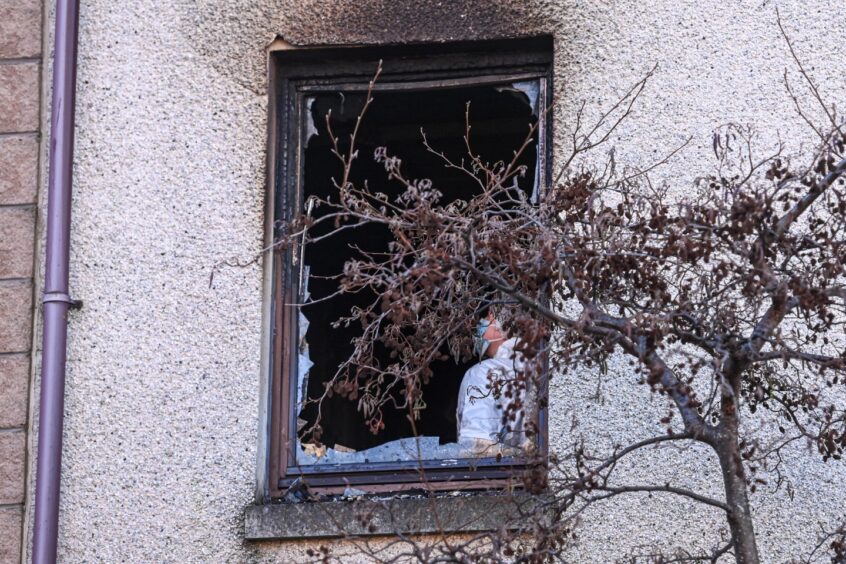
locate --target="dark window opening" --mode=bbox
[296,84,539,460]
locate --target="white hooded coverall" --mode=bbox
[456,337,530,453]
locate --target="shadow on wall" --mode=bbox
[185,0,556,94]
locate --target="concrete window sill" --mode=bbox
[244,492,545,540]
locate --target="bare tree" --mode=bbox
[278,26,846,564]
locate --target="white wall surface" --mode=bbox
[28,0,846,561]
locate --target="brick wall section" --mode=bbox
[0,0,42,562]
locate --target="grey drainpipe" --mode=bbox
[32,0,80,562]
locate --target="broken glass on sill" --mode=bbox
[297,436,528,466]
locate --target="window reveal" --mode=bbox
[268,38,553,493]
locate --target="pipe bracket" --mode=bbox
[42,292,82,309]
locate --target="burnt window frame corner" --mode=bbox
[264,36,554,500]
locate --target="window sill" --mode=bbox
[244,491,546,540]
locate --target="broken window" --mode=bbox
[268,38,552,495]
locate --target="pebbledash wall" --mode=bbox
[9,0,845,562]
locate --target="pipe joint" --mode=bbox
[42,292,82,309]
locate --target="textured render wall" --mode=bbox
[26,0,846,562]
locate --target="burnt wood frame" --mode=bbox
[266,36,553,499]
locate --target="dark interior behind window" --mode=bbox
[298,85,539,452]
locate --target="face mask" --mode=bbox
[473,318,492,359]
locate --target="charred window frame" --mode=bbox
[266,37,553,498]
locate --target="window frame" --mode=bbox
[266,37,554,499]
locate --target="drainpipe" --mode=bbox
[32,0,80,562]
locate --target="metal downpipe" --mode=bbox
[32,0,80,562]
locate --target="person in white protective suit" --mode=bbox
[456,312,534,457]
